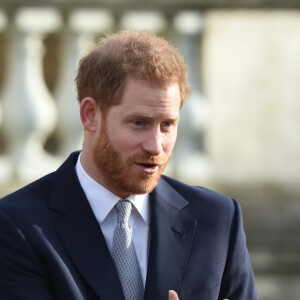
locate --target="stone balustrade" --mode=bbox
[0,7,209,185]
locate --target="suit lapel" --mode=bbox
[48,153,197,300]
[144,177,197,300]
[48,152,124,300]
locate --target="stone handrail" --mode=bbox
[0,7,209,184]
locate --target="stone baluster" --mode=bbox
[1,8,61,182]
[0,9,8,183]
[120,11,167,32]
[172,11,211,183]
[54,9,114,157]
[0,9,7,133]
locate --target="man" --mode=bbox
[0,30,257,300]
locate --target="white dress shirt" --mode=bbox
[75,154,150,286]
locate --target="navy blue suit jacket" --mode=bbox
[0,152,257,299]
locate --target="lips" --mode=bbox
[134,162,161,174]
[141,163,156,168]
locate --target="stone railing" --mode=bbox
[0,7,210,186]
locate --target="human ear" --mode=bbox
[80,97,100,132]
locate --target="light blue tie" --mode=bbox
[112,200,144,300]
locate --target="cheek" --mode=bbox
[106,123,135,150]
[110,133,140,151]
[164,132,177,154]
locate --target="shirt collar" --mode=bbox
[75,153,150,226]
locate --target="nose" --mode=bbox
[142,127,163,156]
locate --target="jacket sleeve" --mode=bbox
[218,199,258,300]
[0,210,53,300]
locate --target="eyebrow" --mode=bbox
[125,113,180,121]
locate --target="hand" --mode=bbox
[168,290,229,300]
[168,290,179,300]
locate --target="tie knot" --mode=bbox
[116,200,132,224]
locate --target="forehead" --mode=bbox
[119,76,181,111]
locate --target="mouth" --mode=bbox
[134,162,161,174]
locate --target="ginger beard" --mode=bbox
[92,117,171,196]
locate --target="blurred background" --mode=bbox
[0,0,299,299]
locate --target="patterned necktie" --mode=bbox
[112,200,144,300]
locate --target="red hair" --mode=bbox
[76,30,190,111]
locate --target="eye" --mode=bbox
[162,121,174,128]
[133,120,144,126]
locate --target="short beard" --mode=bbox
[92,117,169,197]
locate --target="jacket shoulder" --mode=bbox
[0,151,80,212]
[0,173,54,217]
[161,175,233,201]
[160,175,238,214]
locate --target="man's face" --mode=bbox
[92,76,181,198]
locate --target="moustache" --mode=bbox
[130,153,171,166]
